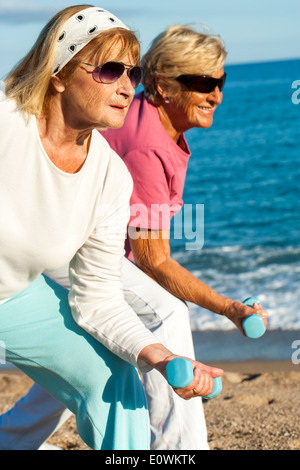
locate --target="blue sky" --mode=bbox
[0,0,299,79]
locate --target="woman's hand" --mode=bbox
[225,300,268,336]
[138,344,223,400]
[168,358,223,400]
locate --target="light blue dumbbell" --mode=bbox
[203,376,222,399]
[243,297,266,339]
[166,357,222,400]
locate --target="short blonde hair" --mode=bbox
[142,24,227,105]
[4,4,140,117]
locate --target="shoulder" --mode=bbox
[93,130,133,194]
[0,91,28,129]
[0,91,17,115]
[0,93,30,141]
[111,147,134,188]
[103,92,166,155]
[124,145,166,175]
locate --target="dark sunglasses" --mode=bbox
[82,61,144,88]
[176,73,227,93]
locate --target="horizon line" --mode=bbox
[226,56,300,67]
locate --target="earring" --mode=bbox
[165,97,171,104]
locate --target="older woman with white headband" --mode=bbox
[0,5,223,451]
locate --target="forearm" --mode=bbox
[139,254,232,316]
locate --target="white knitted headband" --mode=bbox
[52,6,129,76]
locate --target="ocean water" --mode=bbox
[170,59,300,361]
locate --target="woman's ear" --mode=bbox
[155,76,172,103]
[51,75,66,93]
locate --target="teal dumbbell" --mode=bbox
[166,357,222,400]
[243,297,266,339]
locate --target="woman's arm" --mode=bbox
[129,229,268,334]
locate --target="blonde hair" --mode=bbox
[142,24,227,105]
[4,5,140,117]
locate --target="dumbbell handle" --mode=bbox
[166,357,222,400]
[243,297,266,339]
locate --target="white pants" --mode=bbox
[0,258,208,450]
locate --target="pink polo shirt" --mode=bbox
[102,91,191,258]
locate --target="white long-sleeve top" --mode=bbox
[0,91,158,369]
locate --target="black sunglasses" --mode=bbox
[176,73,227,93]
[82,61,144,88]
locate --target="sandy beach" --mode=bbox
[0,361,299,451]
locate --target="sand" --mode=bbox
[204,361,300,450]
[0,361,299,451]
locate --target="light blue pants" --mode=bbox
[0,259,208,450]
[0,275,149,450]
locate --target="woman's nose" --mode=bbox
[209,86,223,105]
[117,72,135,98]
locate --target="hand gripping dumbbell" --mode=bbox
[242,297,266,339]
[166,357,222,400]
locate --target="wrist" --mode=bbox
[215,296,235,317]
[138,343,174,375]
[224,299,246,321]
